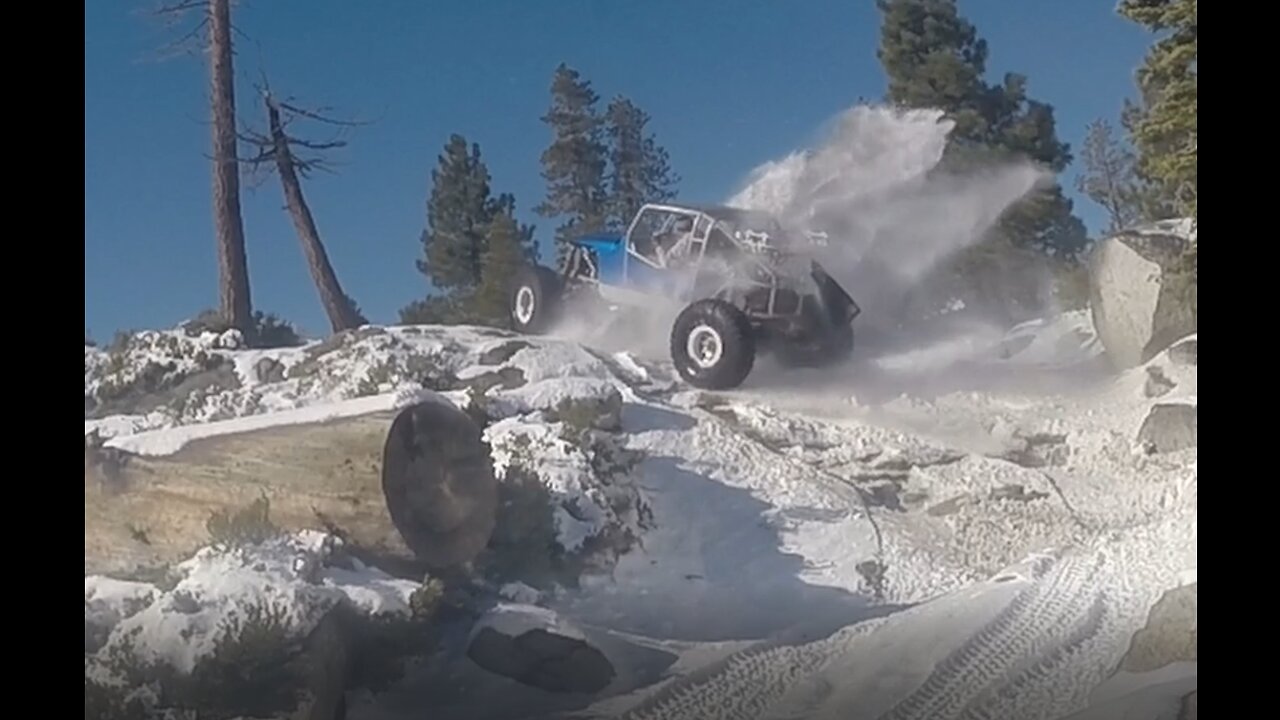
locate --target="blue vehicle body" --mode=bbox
[572,233,627,285]
[569,232,688,298]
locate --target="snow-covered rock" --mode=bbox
[92,531,420,674]
[85,531,432,720]
[1087,220,1197,369]
[1120,582,1197,673]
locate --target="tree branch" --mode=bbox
[284,137,348,151]
[274,100,374,129]
[153,0,207,16]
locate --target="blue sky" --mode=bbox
[85,0,1152,339]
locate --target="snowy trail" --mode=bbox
[550,399,882,642]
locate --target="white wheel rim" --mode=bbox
[685,324,724,369]
[514,286,535,324]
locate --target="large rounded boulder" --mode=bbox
[1088,220,1197,369]
[381,400,499,570]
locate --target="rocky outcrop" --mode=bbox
[1088,221,1197,369]
[291,608,352,720]
[1121,582,1197,673]
[1180,690,1197,720]
[1167,336,1197,367]
[466,604,616,694]
[1137,403,1198,455]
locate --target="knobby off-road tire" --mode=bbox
[670,299,756,390]
[509,264,563,335]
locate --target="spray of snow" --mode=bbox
[718,104,1087,401]
[728,105,1047,294]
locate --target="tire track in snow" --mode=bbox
[588,552,1121,720]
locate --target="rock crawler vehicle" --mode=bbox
[508,202,861,390]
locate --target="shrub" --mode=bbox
[179,601,297,718]
[479,461,564,588]
[84,675,148,720]
[399,295,466,325]
[181,308,304,349]
[205,496,280,548]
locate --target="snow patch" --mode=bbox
[104,386,452,456]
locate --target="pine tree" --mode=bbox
[472,210,528,326]
[1119,98,1180,221]
[1118,0,1197,219]
[488,192,540,264]
[405,135,536,325]
[605,96,679,229]
[876,0,990,144]
[876,0,1087,256]
[536,64,608,260]
[1075,118,1145,233]
[417,135,495,293]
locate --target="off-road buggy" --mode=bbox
[508,202,860,390]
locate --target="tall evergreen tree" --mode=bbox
[489,191,540,264]
[1075,118,1145,233]
[536,64,609,259]
[876,0,990,145]
[876,0,1087,256]
[405,135,537,325]
[1119,98,1179,221]
[417,135,495,293]
[605,96,679,229]
[1118,0,1197,220]
[472,209,528,325]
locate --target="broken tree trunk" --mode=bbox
[84,401,497,579]
[265,94,364,333]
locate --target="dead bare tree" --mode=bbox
[241,84,367,332]
[154,0,254,335]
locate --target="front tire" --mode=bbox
[510,265,562,335]
[670,299,756,390]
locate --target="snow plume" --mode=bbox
[728,105,1051,327]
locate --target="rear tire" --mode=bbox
[509,265,562,335]
[670,299,756,390]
